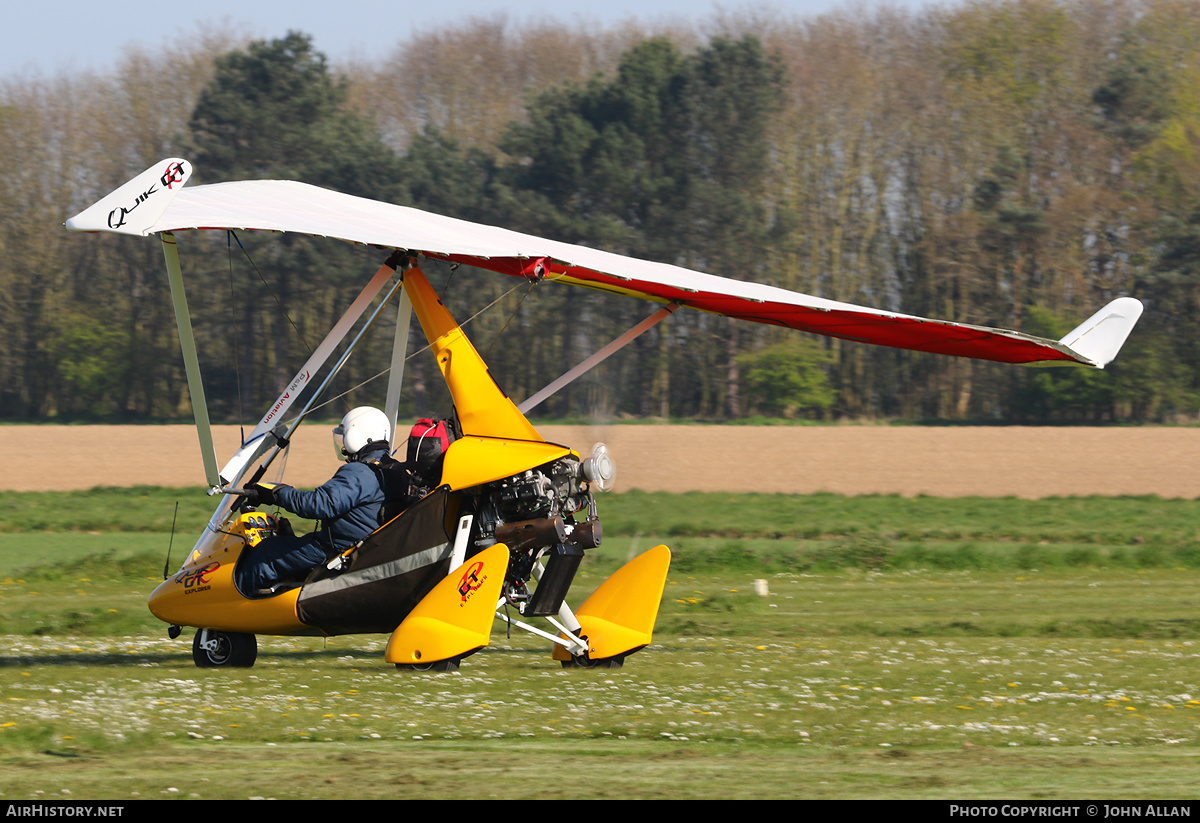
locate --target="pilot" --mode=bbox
[238,406,406,593]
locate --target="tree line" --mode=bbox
[2,0,1199,425]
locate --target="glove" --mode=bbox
[246,483,288,507]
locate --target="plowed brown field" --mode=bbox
[5,424,1199,498]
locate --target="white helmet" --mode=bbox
[332,406,391,461]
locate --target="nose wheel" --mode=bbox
[193,630,258,667]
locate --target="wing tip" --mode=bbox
[1058,297,1144,368]
[64,158,191,236]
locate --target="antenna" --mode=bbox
[163,501,179,580]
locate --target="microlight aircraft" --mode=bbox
[65,159,1144,670]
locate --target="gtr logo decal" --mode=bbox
[176,562,219,595]
[160,160,186,189]
[457,561,486,605]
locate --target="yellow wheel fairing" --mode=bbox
[552,544,672,662]
[385,543,509,665]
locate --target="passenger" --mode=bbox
[238,406,406,593]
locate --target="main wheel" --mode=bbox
[395,656,460,673]
[193,630,257,668]
[561,653,625,670]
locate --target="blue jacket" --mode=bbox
[274,448,389,552]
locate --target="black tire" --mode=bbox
[395,656,460,673]
[561,653,625,670]
[192,631,257,668]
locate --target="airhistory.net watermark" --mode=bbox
[5,806,125,817]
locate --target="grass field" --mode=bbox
[1,490,1199,799]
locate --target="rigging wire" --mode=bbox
[227,230,315,354]
[225,230,400,427]
[440,261,458,294]
[226,228,327,466]
[482,278,538,358]
[273,437,291,484]
[302,275,531,417]
[217,245,535,431]
[427,256,538,357]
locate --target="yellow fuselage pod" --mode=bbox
[440,436,574,490]
[148,513,310,635]
[404,266,544,442]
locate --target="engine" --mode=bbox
[473,455,599,547]
[470,453,606,617]
[495,457,587,519]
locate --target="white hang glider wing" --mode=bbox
[66,160,1142,368]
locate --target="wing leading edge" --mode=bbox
[65,164,1143,368]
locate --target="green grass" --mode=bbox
[0,487,218,534]
[2,490,1200,798]
[0,533,176,577]
[2,623,1199,798]
[6,488,1200,570]
[5,487,1197,540]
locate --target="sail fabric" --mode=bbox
[131,178,1122,366]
